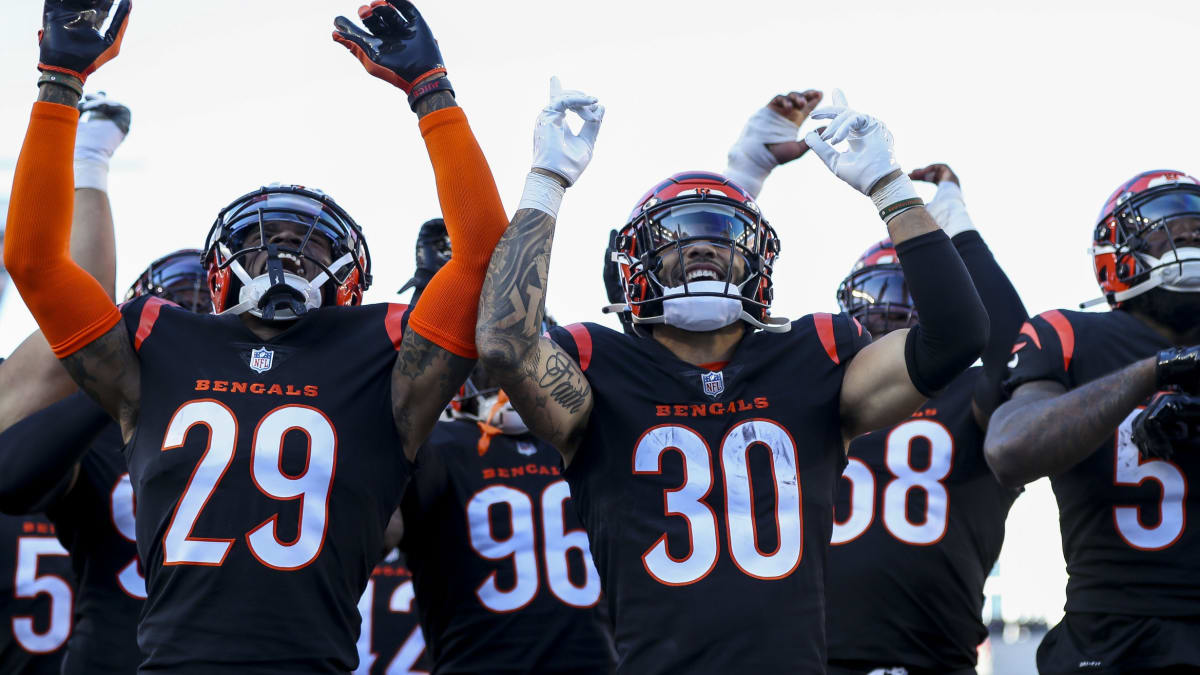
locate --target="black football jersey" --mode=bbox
[119,295,412,673]
[0,513,74,674]
[399,420,614,674]
[1003,308,1200,616]
[41,414,144,675]
[354,550,431,675]
[827,366,1018,671]
[548,316,872,675]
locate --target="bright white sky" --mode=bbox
[3,0,1200,625]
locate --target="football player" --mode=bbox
[0,89,130,674]
[0,251,211,674]
[475,83,989,672]
[4,1,510,671]
[355,548,431,675]
[985,170,1200,674]
[389,218,614,673]
[725,101,1027,673]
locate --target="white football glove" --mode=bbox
[724,106,798,199]
[75,91,131,192]
[925,180,976,238]
[531,76,604,187]
[804,90,899,197]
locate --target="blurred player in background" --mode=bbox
[725,98,1026,674]
[476,82,989,672]
[986,170,1200,674]
[4,1,512,671]
[395,219,615,673]
[0,88,131,674]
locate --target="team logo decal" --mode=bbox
[701,370,725,398]
[249,347,275,373]
[516,441,537,456]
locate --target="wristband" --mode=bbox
[408,76,454,111]
[517,171,565,218]
[37,71,83,98]
[74,156,109,192]
[870,174,922,222]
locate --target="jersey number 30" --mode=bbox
[161,400,335,570]
[633,420,803,585]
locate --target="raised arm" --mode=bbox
[723,89,822,198]
[477,79,604,463]
[332,0,509,457]
[910,163,1028,424]
[801,92,988,440]
[3,1,139,436]
[0,92,130,434]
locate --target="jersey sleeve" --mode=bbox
[1001,310,1076,397]
[809,313,873,367]
[547,323,596,372]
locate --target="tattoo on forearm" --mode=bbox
[61,328,139,435]
[478,209,556,357]
[393,329,473,448]
[414,91,456,118]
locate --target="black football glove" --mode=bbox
[398,218,450,298]
[1132,391,1200,460]
[39,0,132,82]
[1156,344,1200,394]
[332,1,452,109]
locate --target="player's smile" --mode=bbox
[240,222,334,282]
[659,241,746,287]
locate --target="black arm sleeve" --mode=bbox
[953,230,1029,417]
[897,229,989,397]
[0,391,111,515]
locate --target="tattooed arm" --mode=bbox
[476,199,593,464]
[984,358,1156,488]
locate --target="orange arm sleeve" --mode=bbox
[409,107,509,359]
[3,103,121,358]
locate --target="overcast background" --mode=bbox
[3,0,1199,647]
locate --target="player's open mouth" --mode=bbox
[275,251,306,277]
[683,264,725,284]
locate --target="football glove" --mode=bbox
[805,90,902,197]
[75,91,130,191]
[38,0,132,82]
[532,77,604,187]
[1132,391,1200,459]
[725,106,799,198]
[1157,344,1200,393]
[398,218,450,297]
[333,0,451,108]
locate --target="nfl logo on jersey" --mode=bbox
[249,347,275,373]
[701,371,725,398]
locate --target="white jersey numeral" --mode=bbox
[12,536,73,653]
[355,578,428,675]
[466,479,601,612]
[633,420,803,586]
[161,400,337,569]
[110,474,147,598]
[1113,409,1187,551]
[832,418,954,546]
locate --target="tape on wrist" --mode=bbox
[37,71,83,98]
[74,159,109,192]
[517,171,565,218]
[870,174,922,223]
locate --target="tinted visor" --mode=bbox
[841,268,913,311]
[223,194,349,254]
[151,254,210,313]
[649,204,757,250]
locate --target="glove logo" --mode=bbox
[249,347,275,374]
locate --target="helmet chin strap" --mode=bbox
[219,248,354,320]
[1082,246,1200,308]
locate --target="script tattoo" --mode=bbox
[538,352,588,414]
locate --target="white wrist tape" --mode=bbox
[517,171,566,218]
[870,174,922,222]
[724,107,798,198]
[74,117,126,192]
[925,181,976,238]
[74,155,110,192]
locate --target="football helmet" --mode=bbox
[125,249,211,314]
[606,171,788,335]
[836,238,916,337]
[1086,170,1200,308]
[202,184,371,320]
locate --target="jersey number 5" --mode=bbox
[1113,409,1186,551]
[161,399,336,570]
[832,419,953,546]
[633,419,803,585]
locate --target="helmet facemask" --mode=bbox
[836,265,916,337]
[613,191,787,334]
[126,249,212,314]
[203,186,371,321]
